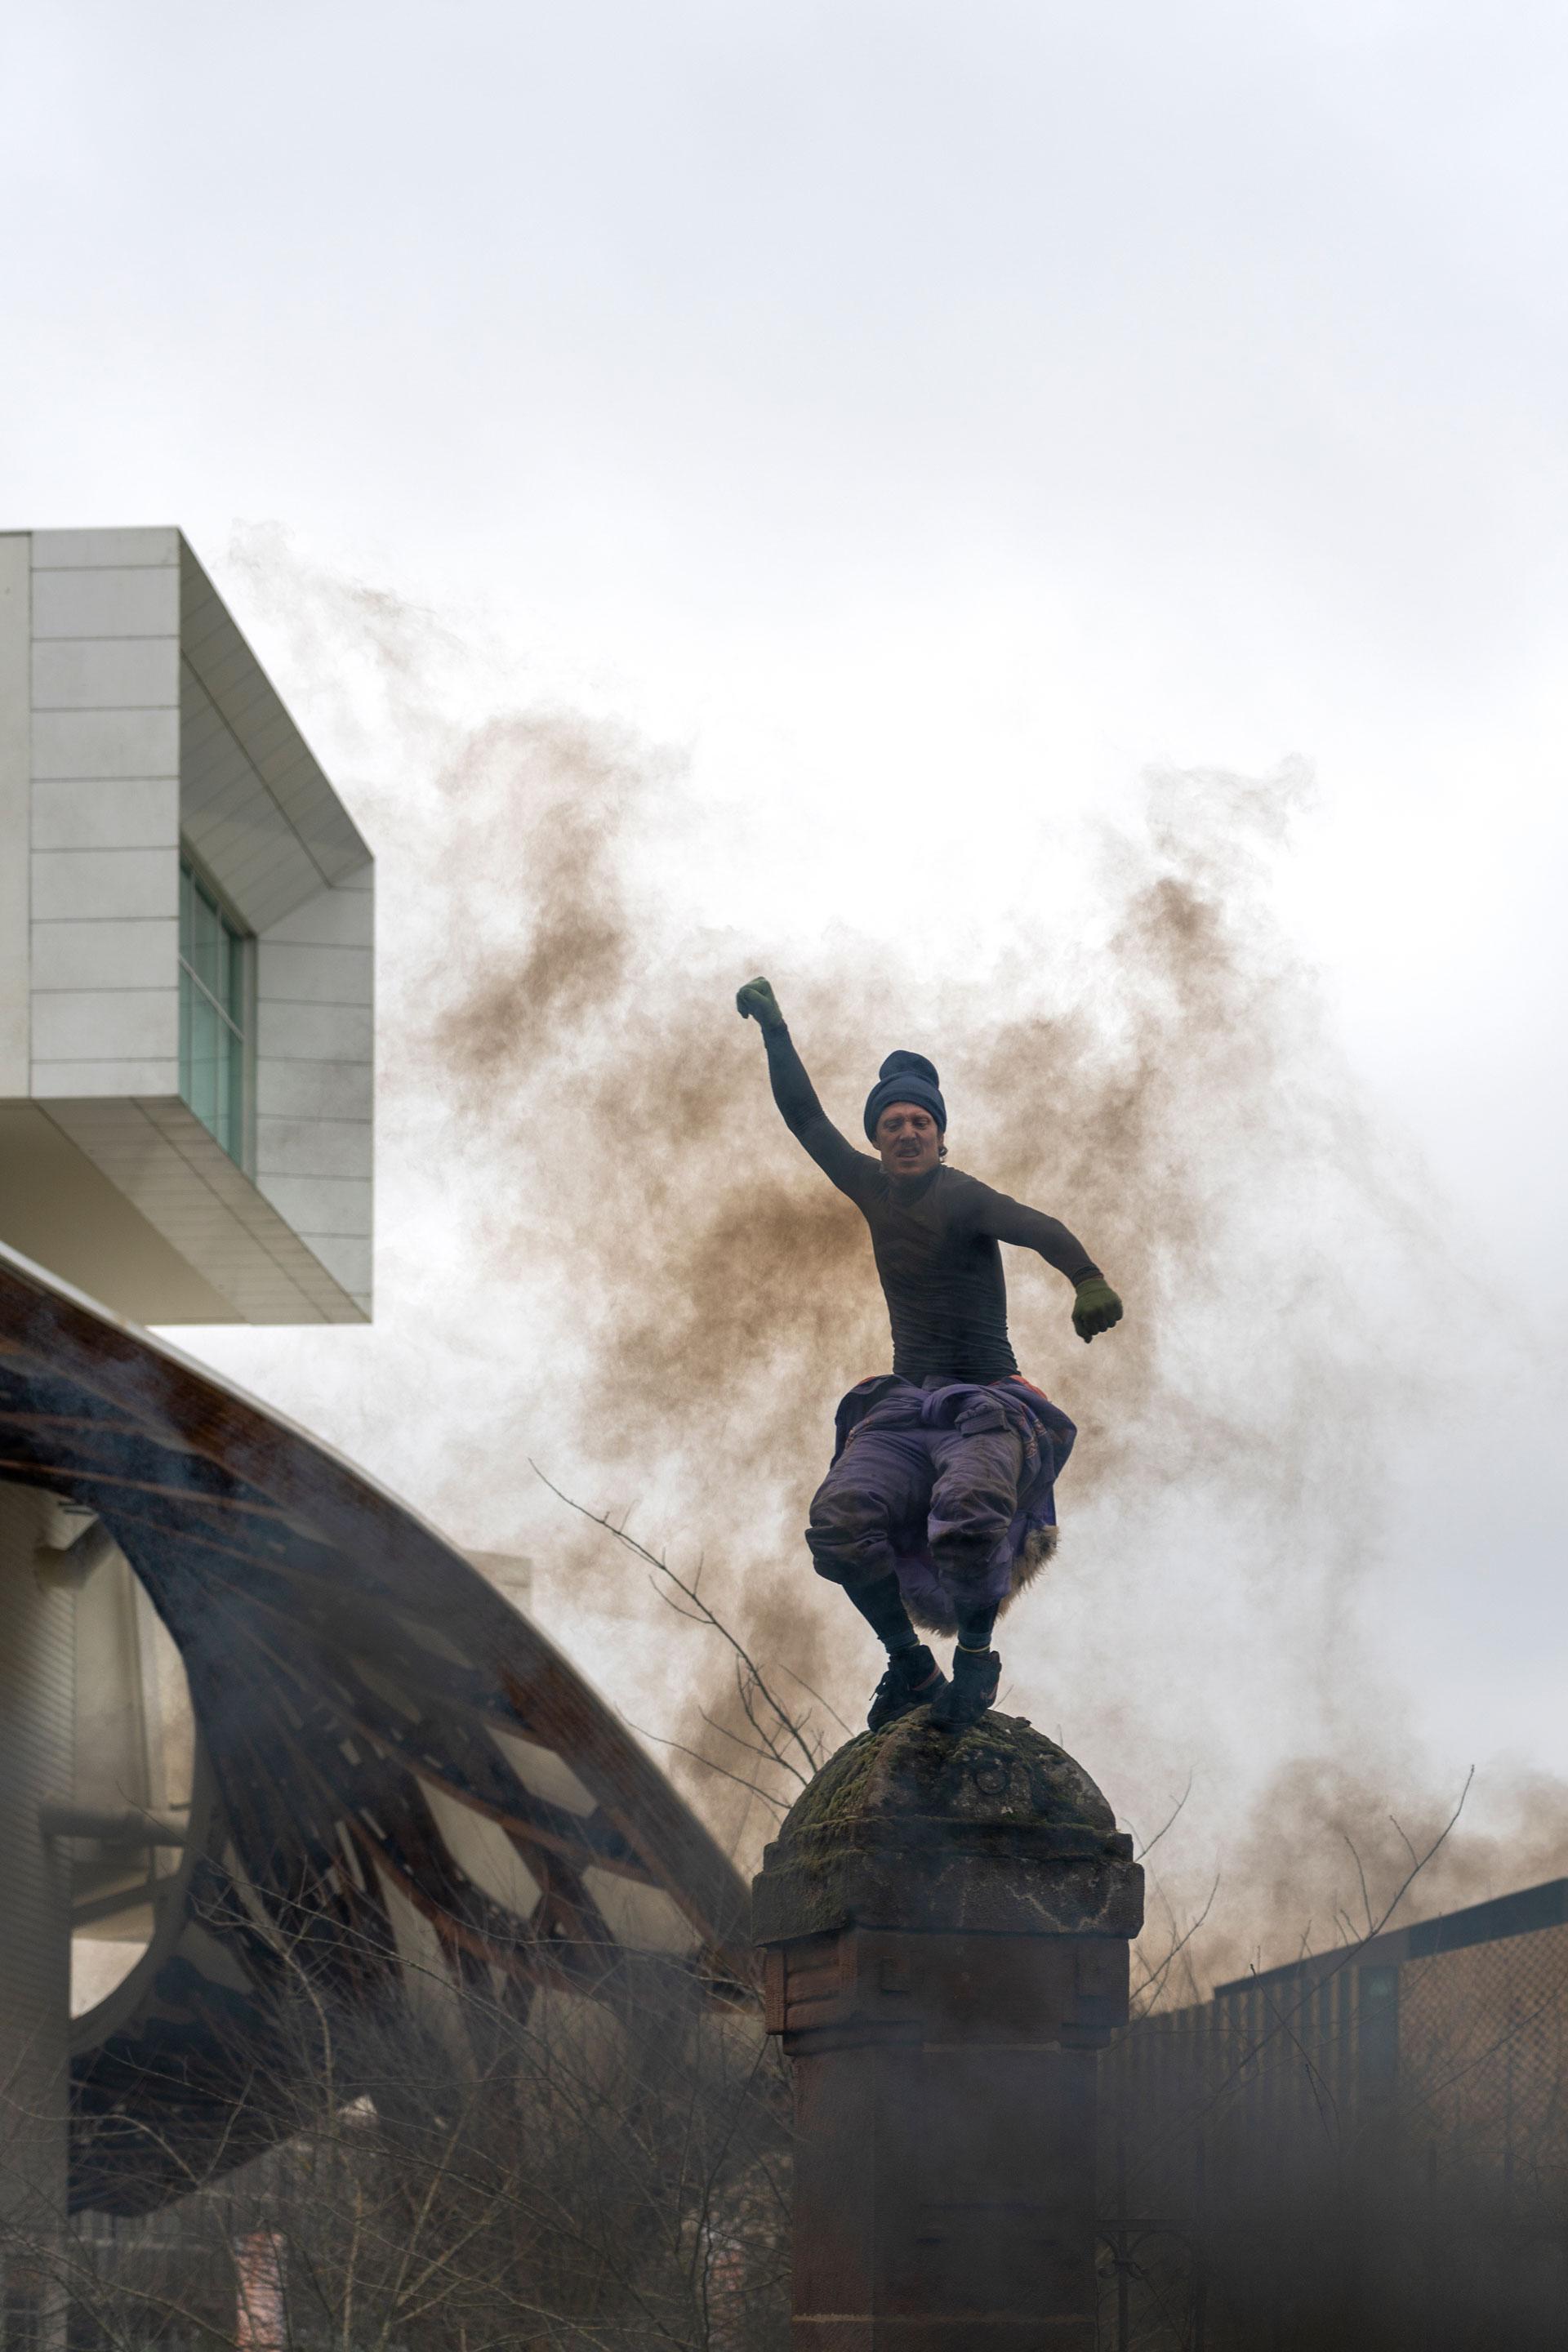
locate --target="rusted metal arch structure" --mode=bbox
[0,1245,747,2216]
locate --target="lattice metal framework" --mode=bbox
[0,1245,747,2214]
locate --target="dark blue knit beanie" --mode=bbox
[862,1050,947,1141]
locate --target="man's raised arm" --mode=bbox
[964,1177,1125,1346]
[736,976,875,1199]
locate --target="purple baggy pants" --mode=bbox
[805,1374,1076,1632]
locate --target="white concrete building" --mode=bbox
[0,527,372,1324]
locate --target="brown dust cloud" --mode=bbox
[213,532,1560,1997]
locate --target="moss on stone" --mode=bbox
[771,1708,1116,1863]
[754,1711,1143,1944]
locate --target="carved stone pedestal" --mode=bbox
[754,1710,1143,2352]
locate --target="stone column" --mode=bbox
[0,1484,75,2339]
[754,1709,1143,2352]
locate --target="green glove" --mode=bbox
[1072,1276,1123,1344]
[735,974,786,1032]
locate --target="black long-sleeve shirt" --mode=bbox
[763,1024,1101,1382]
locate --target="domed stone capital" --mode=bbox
[753,1711,1143,1944]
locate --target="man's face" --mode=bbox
[875,1101,942,1179]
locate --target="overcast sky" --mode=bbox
[7,2,1568,1935]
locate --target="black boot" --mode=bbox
[867,1644,947,1731]
[930,1646,1000,1731]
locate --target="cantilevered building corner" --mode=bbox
[0,525,372,1324]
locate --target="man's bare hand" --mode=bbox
[736,975,786,1031]
[1071,1276,1123,1343]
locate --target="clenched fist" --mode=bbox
[735,975,786,1032]
[1071,1276,1124,1344]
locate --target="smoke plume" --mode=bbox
[211,531,1530,1989]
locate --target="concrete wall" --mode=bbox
[0,526,375,1323]
[0,1485,73,2258]
[256,862,374,1311]
[0,539,31,1097]
[180,538,375,1313]
[0,1102,239,1322]
[27,530,182,1102]
[69,1542,195,2021]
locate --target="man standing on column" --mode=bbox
[737,976,1123,1734]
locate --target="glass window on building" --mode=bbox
[178,857,252,1167]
